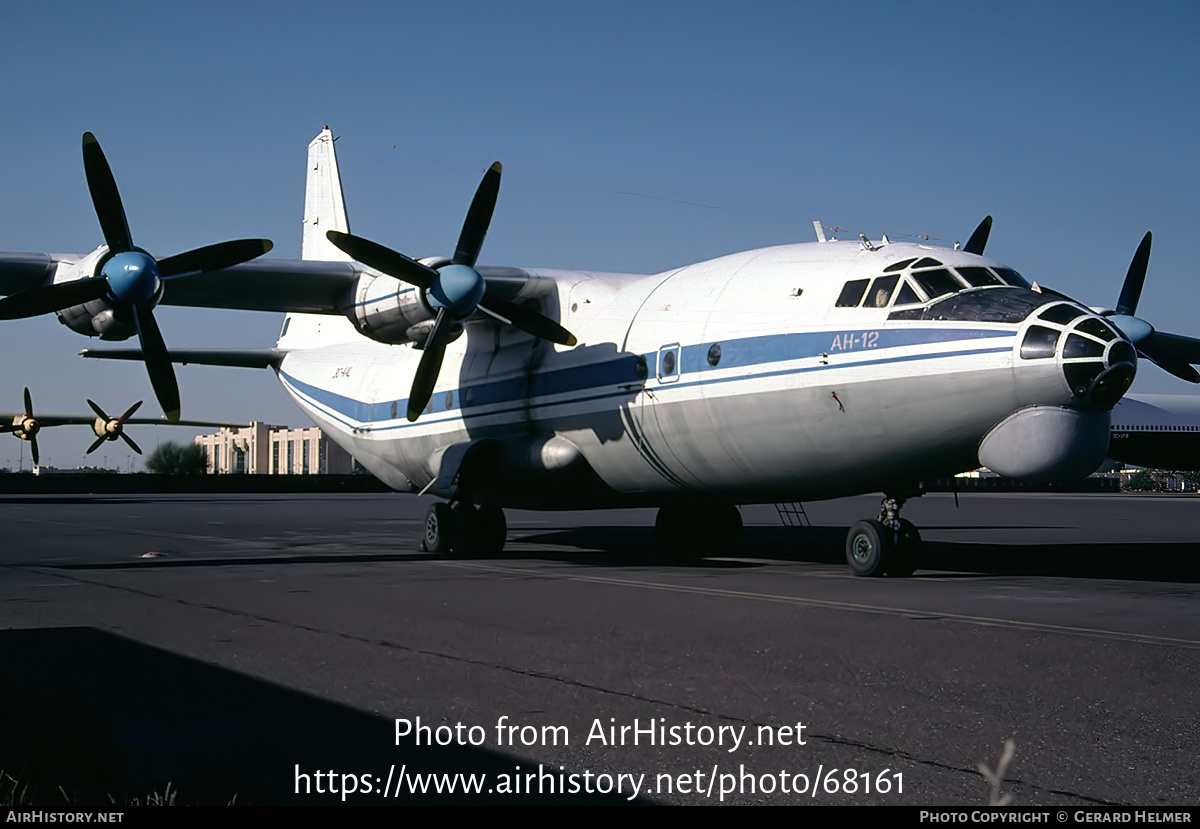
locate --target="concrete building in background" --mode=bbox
[195,423,353,474]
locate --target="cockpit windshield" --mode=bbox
[836,259,1037,310]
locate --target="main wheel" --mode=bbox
[845,518,890,577]
[472,504,507,555]
[423,502,455,553]
[655,506,688,553]
[885,519,921,577]
[712,504,743,552]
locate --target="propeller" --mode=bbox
[0,133,274,421]
[327,161,577,421]
[86,399,144,455]
[0,388,43,464]
[963,215,993,255]
[1104,232,1200,383]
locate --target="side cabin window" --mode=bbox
[835,279,870,307]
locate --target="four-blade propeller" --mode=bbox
[86,399,144,455]
[1103,232,1200,383]
[0,133,274,421]
[0,388,43,464]
[327,161,577,421]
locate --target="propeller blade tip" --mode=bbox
[489,161,502,174]
[82,131,97,145]
[165,409,181,423]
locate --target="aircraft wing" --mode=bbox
[0,414,246,429]
[0,252,360,314]
[0,254,546,315]
[157,258,362,314]
[79,349,284,369]
[0,253,71,295]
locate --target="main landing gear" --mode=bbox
[422,500,507,555]
[845,492,922,577]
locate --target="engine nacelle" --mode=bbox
[345,272,436,346]
[53,246,160,341]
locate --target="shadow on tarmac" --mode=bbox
[0,627,651,806]
[44,523,1200,583]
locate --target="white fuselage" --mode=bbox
[272,239,1105,509]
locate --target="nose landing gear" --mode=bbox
[845,491,922,577]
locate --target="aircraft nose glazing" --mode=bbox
[1017,302,1136,410]
[1061,314,1137,409]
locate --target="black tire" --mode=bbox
[886,519,921,577]
[451,501,478,550]
[713,504,744,552]
[655,506,687,553]
[845,518,889,577]
[423,502,455,553]
[473,504,507,555]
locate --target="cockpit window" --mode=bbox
[1064,334,1105,359]
[910,268,965,299]
[913,257,943,268]
[1020,326,1060,359]
[993,267,1032,288]
[893,279,923,306]
[1076,317,1118,342]
[863,275,900,308]
[835,279,870,307]
[1039,303,1087,325]
[956,266,1003,287]
[883,258,917,273]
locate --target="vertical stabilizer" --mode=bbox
[302,127,352,262]
[279,128,360,349]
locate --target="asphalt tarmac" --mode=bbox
[0,491,1197,806]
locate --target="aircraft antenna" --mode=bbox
[813,221,827,243]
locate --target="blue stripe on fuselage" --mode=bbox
[281,326,1015,430]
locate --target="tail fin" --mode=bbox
[301,126,352,262]
[280,127,359,349]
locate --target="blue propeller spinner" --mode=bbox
[327,161,577,422]
[0,133,273,420]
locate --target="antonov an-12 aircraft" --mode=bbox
[2,128,1199,576]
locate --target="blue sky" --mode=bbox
[1,1,1197,468]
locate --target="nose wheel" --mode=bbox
[845,493,922,577]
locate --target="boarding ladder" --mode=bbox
[774,502,811,528]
